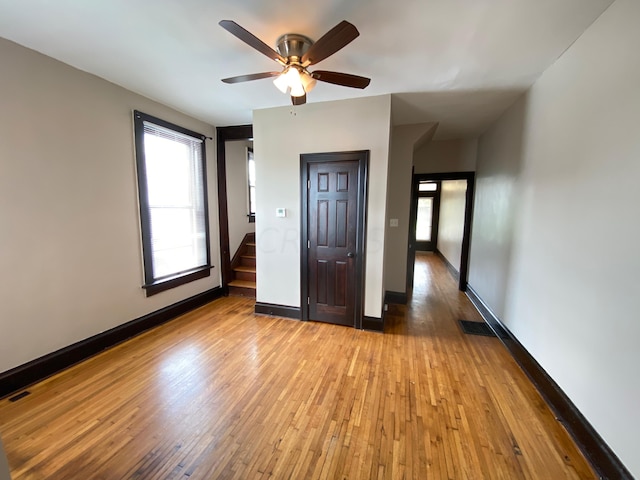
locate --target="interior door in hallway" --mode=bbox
[302,152,367,328]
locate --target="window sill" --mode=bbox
[143,266,212,297]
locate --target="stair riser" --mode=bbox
[246,245,256,256]
[240,257,256,268]
[234,271,256,282]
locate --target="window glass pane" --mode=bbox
[144,135,192,206]
[418,182,438,192]
[248,150,255,187]
[247,149,256,215]
[416,197,433,241]
[249,186,256,215]
[149,208,207,278]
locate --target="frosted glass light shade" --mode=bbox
[286,68,305,97]
[273,72,289,94]
[300,73,317,93]
[273,66,310,97]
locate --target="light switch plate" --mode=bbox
[390,218,399,227]
[276,208,286,218]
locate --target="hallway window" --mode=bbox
[247,148,256,220]
[416,197,434,241]
[418,181,438,192]
[133,110,211,296]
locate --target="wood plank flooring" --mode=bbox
[0,253,596,479]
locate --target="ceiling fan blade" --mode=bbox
[301,21,359,66]
[222,72,281,84]
[292,94,307,106]
[312,70,370,89]
[219,20,286,65]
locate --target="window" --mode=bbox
[247,147,256,221]
[133,110,211,296]
[418,181,438,192]
[416,197,434,241]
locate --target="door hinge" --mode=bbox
[307,297,310,305]
[307,179,310,189]
[307,240,310,249]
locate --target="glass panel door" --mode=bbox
[414,182,440,252]
[416,197,434,242]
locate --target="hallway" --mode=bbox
[0,254,595,478]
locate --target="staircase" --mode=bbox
[228,233,256,298]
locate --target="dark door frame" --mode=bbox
[408,171,475,292]
[300,151,369,329]
[216,125,253,294]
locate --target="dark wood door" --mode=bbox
[307,160,359,326]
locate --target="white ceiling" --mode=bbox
[0,0,613,139]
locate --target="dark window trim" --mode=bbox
[142,267,212,296]
[133,110,212,297]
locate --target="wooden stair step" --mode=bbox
[240,255,256,267]
[234,266,256,273]
[228,280,256,289]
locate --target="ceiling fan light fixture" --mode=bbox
[286,67,306,97]
[219,20,370,105]
[300,72,317,93]
[273,70,290,94]
[290,84,306,98]
[273,66,306,97]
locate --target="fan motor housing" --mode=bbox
[276,33,313,61]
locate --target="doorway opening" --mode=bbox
[407,171,475,293]
[216,125,253,294]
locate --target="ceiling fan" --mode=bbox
[219,20,370,106]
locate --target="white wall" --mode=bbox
[253,95,391,317]
[468,0,639,475]
[0,38,219,373]
[225,140,255,255]
[437,180,467,272]
[384,123,437,293]
[414,138,477,173]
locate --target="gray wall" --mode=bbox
[384,123,436,293]
[253,96,392,317]
[468,0,639,475]
[414,138,477,174]
[0,38,219,373]
[437,180,467,272]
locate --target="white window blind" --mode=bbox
[142,121,207,279]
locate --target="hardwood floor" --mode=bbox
[0,253,596,479]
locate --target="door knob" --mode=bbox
[347,252,355,258]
